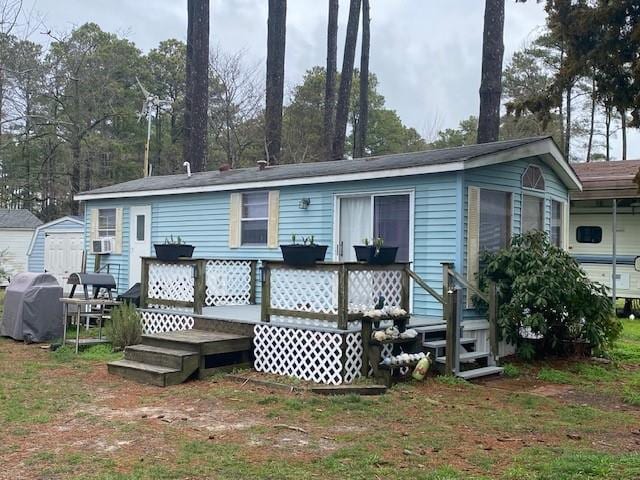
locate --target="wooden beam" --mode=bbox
[488,281,498,362]
[260,263,271,322]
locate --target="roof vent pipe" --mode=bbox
[183,161,191,177]
[257,159,268,171]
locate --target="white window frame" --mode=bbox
[97,208,116,239]
[522,193,545,233]
[478,188,513,252]
[240,191,269,246]
[522,164,546,191]
[550,199,565,247]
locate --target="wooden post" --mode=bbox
[337,264,349,330]
[193,259,206,315]
[441,262,453,299]
[249,260,257,305]
[445,288,458,376]
[400,266,410,313]
[140,258,150,309]
[488,281,498,363]
[260,262,271,322]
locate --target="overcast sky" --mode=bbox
[22,0,639,160]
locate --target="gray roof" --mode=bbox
[77,136,567,199]
[0,209,42,229]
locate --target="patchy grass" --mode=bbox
[0,304,639,479]
[502,363,521,378]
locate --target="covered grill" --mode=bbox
[67,273,117,299]
[1,273,63,342]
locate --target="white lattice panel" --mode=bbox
[272,315,360,330]
[205,260,252,306]
[139,310,194,334]
[348,270,403,313]
[148,263,194,303]
[254,324,363,385]
[270,268,338,314]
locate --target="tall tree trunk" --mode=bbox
[620,108,627,160]
[332,0,361,160]
[477,0,505,144]
[605,104,611,161]
[265,0,287,165]
[565,84,572,160]
[323,0,338,161]
[70,140,81,216]
[355,0,370,158]
[586,76,595,162]
[184,0,210,172]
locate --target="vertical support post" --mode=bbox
[249,260,257,305]
[441,262,454,300]
[337,264,349,330]
[445,288,458,376]
[94,254,102,273]
[260,262,271,322]
[400,266,410,313]
[612,198,617,304]
[193,259,206,315]
[488,281,498,365]
[140,258,150,309]
[454,287,462,375]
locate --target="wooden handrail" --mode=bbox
[405,268,444,304]
[447,268,489,303]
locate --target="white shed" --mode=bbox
[0,209,42,286]
[27,216,84,287]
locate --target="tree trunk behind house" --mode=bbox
[477,0,505,144]
[620,108,627,160]
[355,0,370,158]
[184,0,210,172]
[265,0,287,165]
[323,0,339,162]
[565,84,572,160]
[332,0,361,160]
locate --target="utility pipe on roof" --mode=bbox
[612,199,617,304]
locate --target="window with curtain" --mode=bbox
[479,189,511,252]
[374,195,410,262]
[551,200,563,247]
[98,208,116,238]
[522,195,544,233]
[241,192,269,245]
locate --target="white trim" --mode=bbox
[26,216,84,256]
[75,139,583,202]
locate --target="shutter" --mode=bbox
[90,208,99,243]
[267,190,280,248]
[466,186,480,307]
[114,208,123,254]
[229,193,241,248]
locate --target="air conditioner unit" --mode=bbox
[91,237,114,254]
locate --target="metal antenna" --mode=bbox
[136,77,172,177]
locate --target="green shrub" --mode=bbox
[477,231,621,359]
[502,363,521,378]
[107,303,142,350]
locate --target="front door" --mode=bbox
[129,205,151,286]
[336,193,412,262]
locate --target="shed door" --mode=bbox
[129,206,152,287]
[44,232,84,288]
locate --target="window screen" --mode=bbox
[374,194,410,262]
[98,208,116,238]
[551,200,562,247]
[522,195,544,233]
[479,190,511,252]
[241,192,269,245]
[576,226,602,244]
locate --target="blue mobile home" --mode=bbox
[76,137,582,384]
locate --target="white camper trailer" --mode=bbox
[570,160,640,313]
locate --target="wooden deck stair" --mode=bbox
[107,329,253,387]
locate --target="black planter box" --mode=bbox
[353,245,398,265]
[280,244,328,266]
[154,244,195,261]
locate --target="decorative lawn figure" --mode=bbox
[478,231,621,359]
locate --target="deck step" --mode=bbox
[107,359,183,387]
[124,344,198,370]
[435,351,490,364]
[424,337,476,349]
[414,323,447,334]
[141,329,252,355]
[457,366,504,380]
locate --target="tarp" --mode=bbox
[1,272,63,342]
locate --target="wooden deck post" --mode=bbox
[441,262,454,300]
[337,264,349,330]
[260,262,271,323]
[444,288,457,376]
[488,281,498,363]
[193,259,206,315]
[140,258,150,309]
[400,267,410,313]
[249,260,258,305]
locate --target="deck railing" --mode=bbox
[260,261,411,329]
[140,257,258,314]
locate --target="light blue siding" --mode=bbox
[83,155,570,318]
[27,217,83,272]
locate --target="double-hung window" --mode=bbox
[551,200,563,247]
[522,195,544,233]
[241,192,269,245]
[479,189,512,253]
[97,208,117,238]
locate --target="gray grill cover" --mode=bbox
[1,273,63,342]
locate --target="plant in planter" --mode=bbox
[354,236,398,265]
[154,235,195,261]
[280,234,328,266]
